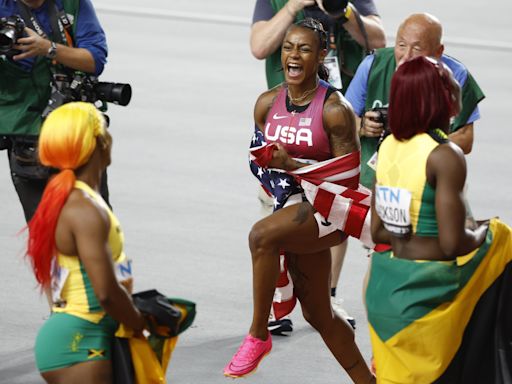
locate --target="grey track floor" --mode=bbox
[0,1,511,383]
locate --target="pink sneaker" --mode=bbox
[224,332,272,378]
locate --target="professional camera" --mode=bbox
[0,15,26,57]
[42,72,132,119]
[305,0,349,17]
[370,107,388,130]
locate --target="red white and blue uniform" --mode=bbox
[264,80,332,161]
[250,80,335,211]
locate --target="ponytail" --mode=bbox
[318,63,330,82]
[27,170,75,286]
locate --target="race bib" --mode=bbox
[51,264,69,306]
[115,258,133,282]
[324,50,342,90]
[375,185,412,236]
[367,151,378,171]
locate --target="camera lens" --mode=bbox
[322,0,349,15]
[0,28,16,52]
[94,82,132,106]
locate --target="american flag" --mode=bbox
[249,127,375,320]
[249,127,372,241]
[249,128,302,210]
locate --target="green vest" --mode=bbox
[360,47,485,189]
[0,0,80,137]
[266,0,365,93]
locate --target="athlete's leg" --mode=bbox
[330,240,348,295]
[248,202,342,340]
[289,250,375,384]
[41,360,112,384]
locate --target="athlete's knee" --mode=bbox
[248,220,279,254]
[304,307,355,340]
[302,307,330,333]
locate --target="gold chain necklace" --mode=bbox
[288,81,319,104]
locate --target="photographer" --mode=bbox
[345,13,484,191]
[0,0,108,222]
[251,0,385,335]
[251,0,386,90]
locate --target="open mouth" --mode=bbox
[287,63,303,78]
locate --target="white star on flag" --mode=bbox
[278,178,290,189]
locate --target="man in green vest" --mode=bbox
[345,13,484,191]
[0,0,108,222]
[250,0,386,334]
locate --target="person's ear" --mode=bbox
[319,48,327,63]
[435,44,444,59]
[97,135,108,150]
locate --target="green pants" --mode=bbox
[35,312,117,372]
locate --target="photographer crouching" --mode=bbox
[0,0,111,222]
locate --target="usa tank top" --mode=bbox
[264,79,332,162]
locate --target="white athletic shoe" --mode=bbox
[331,297,356,329]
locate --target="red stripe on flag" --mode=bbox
[314,188,335,218]
[250,143,277,168]
[273,296,297,320]
[344,202,369,238]
[334,174,360,189]
[340,187,370,203]
[321,152,360,173]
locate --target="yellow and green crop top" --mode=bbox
[51,180,133,323]
[375,130,447,237]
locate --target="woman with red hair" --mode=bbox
[27,102,145,383]
[367,56,512,383]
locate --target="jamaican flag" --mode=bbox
[366,218,512,383]
[113,293,196,384]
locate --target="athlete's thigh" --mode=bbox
[257,202,343,254]
[42,359,112,384]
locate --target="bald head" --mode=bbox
[394,13,444,67]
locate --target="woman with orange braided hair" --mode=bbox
[26,102,145,383]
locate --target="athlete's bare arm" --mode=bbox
[427,142,487,257]
[323,91,360,157]
[254,86,282,131]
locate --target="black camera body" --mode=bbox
[0,15,26,57]
[305,0,349,17]
[370,107,388,129]
[43,72,132,120]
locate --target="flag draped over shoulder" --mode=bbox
[249,128,372,241]
[366,218,512,384]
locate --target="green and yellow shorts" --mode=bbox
[35,312,117,373]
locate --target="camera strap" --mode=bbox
[16,1,47,38]
[352,8,370,54]
[16,0,73,47]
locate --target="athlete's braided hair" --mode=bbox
[295,17,330,82]
[26,102,107,287]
